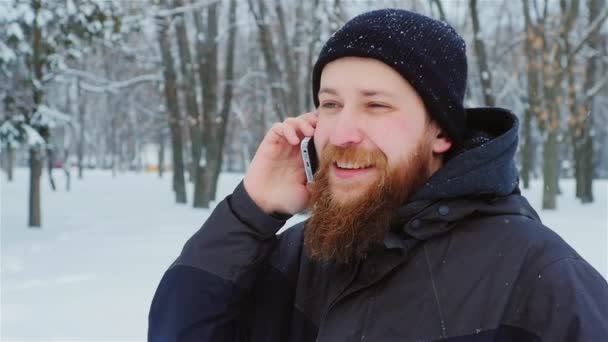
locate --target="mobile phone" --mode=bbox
[300,136,318,183]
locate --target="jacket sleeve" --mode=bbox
[510,257,608,341]
[148,181,290,342]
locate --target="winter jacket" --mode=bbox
[148,107,608,341]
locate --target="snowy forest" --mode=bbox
[1,1,607,339]
[1,0,607,228]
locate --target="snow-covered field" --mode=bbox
[1,168,607,341]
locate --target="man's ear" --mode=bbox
[431,126,452,154]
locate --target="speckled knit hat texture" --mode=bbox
[312,8,468,144]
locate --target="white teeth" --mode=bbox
[336,161,371,169]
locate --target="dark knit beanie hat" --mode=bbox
[312,8,468,144]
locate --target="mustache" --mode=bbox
[319,145,388,170]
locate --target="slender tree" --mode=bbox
[156,9,187,204]
[469,0,495,106]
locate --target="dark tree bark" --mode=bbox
[193,2,217,206]
[292,0,305,112]
[541,124,560,209]
[537,0,578,209]
[573,0,603,203]
[76,81,86,180]
[63,145,70,192]
[193,11,209,200]
[565,2,583,199]
[274,0,299,114]
[29,0,43,227]
[305,0,322,111]
[521,0,542,189]
[209,0,237,200]
[248,0,288,121]
[469,0,495,106]
[157,11,187,204]
[102,47,118,178]
[46,146,56,191]
[158,129,165,179]
[29,148,42,227]
[193,0,236,204]
[5,145,14,182]
[519,0,577,209]
[174,0,206,207]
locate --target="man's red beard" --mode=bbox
[304,138,433,265]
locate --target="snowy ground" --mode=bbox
[1,168,607,341]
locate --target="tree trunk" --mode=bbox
[579,133,593,203]
[566,30,584,199]
[62,82,72,190]
[209,0,237,200]
[46,146,56,191]
[77,81,86,180]
[248,0,288,121]
[539,77,561,209]
[110,116,117,178]
[174,0,206,208]
[540,55,561,210]
[102,48,118,179]
[305,0,322,111]
[29,0,43,227]
[561,0,584,200]
[202,1,220,204]
[537,0,577,209]
[274,0,299,115]
[29,148,42,227]
[577,0,602,203]
[542,129,559,209]
[158,130,165,179]
[5,145,14,182]
[469,0,495,106]
[63,146,71,191]
[292,0,305,113]
[193,7,212,206]
[521,0,542,189]
[157,12,187,204]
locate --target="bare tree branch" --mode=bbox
[57,68,162,92]
[565,5,608,66]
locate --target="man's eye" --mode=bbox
[369,103,388,108]
[321,102,339,109]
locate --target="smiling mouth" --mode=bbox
[334,160,374,170]
[332,161,376,181]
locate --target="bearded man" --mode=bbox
[149,9,608,342]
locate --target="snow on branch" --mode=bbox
[59,67,162,93]
[585,75,608,100]
[0,40,17,64]
[156,0,220,18]
[121,0,220,27]
[32,105,71,128]
[0,120,23,149]
[566,6,608,68]
[236,71,268,87]
[22,124,45,147]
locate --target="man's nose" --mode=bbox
[328,108,364,147]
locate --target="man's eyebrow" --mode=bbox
[318,87,339,96]
[359,88,395,97]
[318,87,394,98]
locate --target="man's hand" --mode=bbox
[243,112,318,215]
